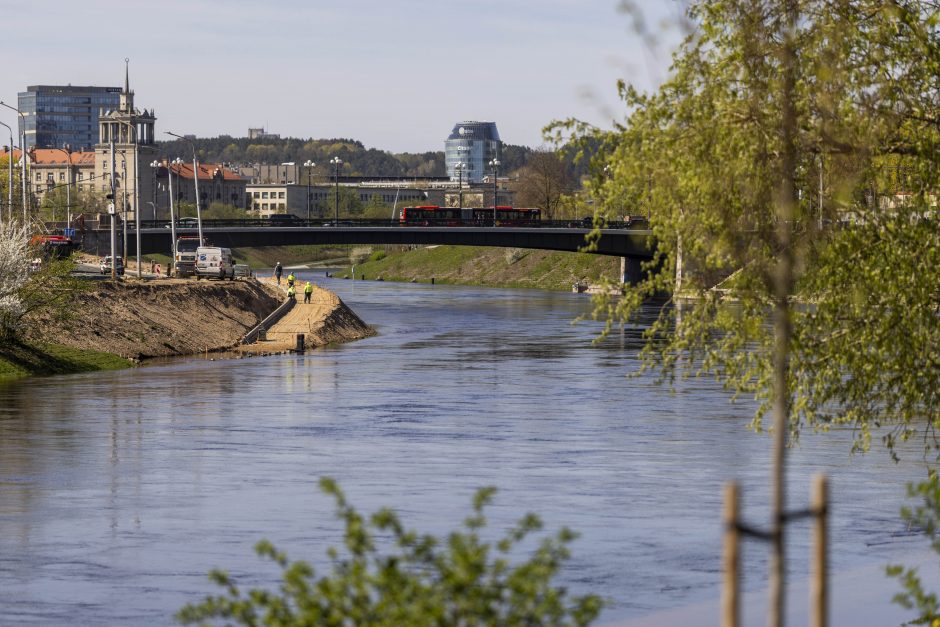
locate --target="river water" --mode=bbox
[0,275,931,625]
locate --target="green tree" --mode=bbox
[177,478,603,626]
[359,193,395,219]
[317,187,363,219]
[202,202,248,220]
[549,0,940,623]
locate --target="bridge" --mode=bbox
[79,220,655,282]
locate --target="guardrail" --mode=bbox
[132,217,650,230]
[242,295,295,345]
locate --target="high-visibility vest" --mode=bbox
[287,286,295,296]
[304,283,313,294]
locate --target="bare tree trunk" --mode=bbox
[769,2,799,626]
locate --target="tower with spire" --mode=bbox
[94,60,158,224]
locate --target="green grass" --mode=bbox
[0,340,132,382]
[231,245,356,269]
[336,245,621,291]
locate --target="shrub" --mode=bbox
[177,478,604,626]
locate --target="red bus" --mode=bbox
[399,205,540,226]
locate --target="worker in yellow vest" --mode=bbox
[304,281,313,304]
[287,284,296,301]
[287,272,295,288]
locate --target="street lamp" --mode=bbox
[454,162,465,209]
[303,159,315,221]
[113,119,142,278]
[50,144,73,227]
[330,157,342,226]
[168,157,183,272]
[0,121,12,224]
[0,101,28,224]
[488,158,500,227]
[150,160,160,222]
[166,131,203,243]
[121,156,128,267]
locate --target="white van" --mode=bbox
[195,246,235,280]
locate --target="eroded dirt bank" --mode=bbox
[30,279,373,360]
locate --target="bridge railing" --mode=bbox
[133,217,650,230]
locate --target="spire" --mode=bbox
[119,58,134,113]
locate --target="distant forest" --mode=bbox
[154,136,540,178]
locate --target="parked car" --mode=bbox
[100,255,125,276]
[233,263,251,278]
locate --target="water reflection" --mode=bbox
[0,278,928,625]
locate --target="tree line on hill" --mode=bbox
[155,136,547,179]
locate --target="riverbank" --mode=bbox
[10,277,372,380]
[333,245,621,291]
[0,340,131,382]
[26,279,281,361]
[238,278,375,353]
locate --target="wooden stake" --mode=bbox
[722,481,740,627]
[811,474,828,627]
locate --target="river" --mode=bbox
[0,275,931,625]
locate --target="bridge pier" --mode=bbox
[621,257,644,286]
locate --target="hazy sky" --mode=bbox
[1,1,684,153]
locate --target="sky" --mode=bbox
[1,0,685,154]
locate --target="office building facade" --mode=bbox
[444,121,500,184]
[18,85,122,151]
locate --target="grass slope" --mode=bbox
[337,246,621,291]
[0,340,131,382]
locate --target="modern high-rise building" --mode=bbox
[444,121,500,184]
[18,84,122,151]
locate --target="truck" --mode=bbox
[195,246,235,280]
[175,236,201,277]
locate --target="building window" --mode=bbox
[261,192,268,199]
[35,172,41,181]
[278,192,285,199]
[253,191,260,198]
[60,172,65,181]
[78,172,84,181]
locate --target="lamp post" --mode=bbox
[113,119,141,277]
[0,121,12,224]
[166,132,203,243]
[488,158,500,227]
[50,144,73,227]
[330,157,342,226]
[454,162,465,209]
[0,101,28,224]
[121,156,128,267]
[109,136,117,280]
[168,157,182,273]
[303,159,315,221]
[150,160,160,222]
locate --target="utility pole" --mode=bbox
[109,138,117,280]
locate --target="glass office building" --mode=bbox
[444,121,500,184]
[18,85,122,150]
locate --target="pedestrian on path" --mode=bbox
[304,281,313,304]
[287,272,295,288]
[287,285,296,301]
[150,259,156,274]
[274,262,283,285]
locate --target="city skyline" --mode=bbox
[1,0,682,153]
